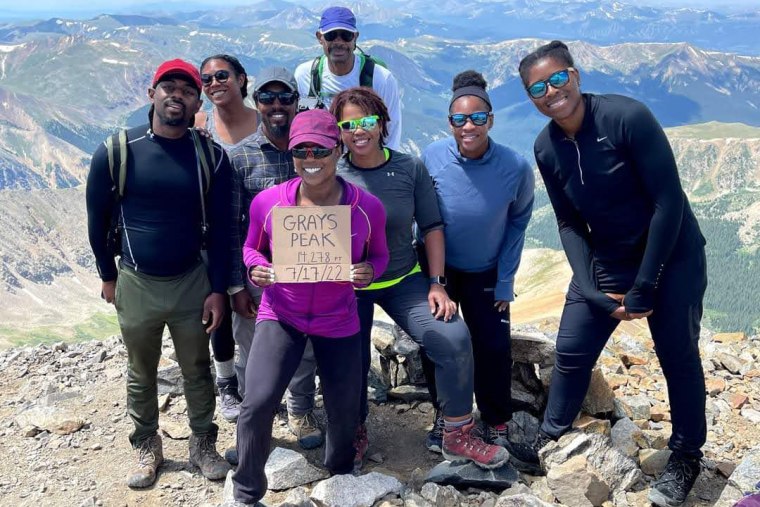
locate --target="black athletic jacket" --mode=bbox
[86,124,232,293]
[534,94,705,314]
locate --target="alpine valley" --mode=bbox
[0,0,759,346]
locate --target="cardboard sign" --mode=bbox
[272,205,352,283]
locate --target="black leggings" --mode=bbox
[541,250,708,458]
[232,320,361,504]
[423,266,514,426]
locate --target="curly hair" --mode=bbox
[329,87,390,145]
[200,54,249,98]
[518,41,575,86]
[449,70,492,112]
[452,70,487,92]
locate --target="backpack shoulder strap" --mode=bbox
[309,56,323,98]
[359,54,375,88]
[106,129,128,198]
[190,129,213,194]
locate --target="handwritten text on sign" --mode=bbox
[272,205,351,283]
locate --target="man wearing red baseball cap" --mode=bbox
[86,58,232,488]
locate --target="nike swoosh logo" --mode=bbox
[597,136,607,142]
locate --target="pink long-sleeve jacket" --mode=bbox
[243,177,388,338]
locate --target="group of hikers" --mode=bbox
[85,6,709,507]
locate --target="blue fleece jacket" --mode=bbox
[422,137,534,301]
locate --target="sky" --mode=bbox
[0,0,757,20]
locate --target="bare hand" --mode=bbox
[202,292,225,334]
[494,300,510,313]
[194,126,213,139]
[350,262,374,287]
[101,280,116,304]
[232,290,257,319]
[610,306,653,321]
[607,293,652,321]
[249,265,275,287]
[428,284,457,321]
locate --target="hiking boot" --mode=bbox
[127,434,163,488]
[484,423,544,475]
[648,454,701,506]
[189,433,231,480]
[224,446,238,466]
[287,411,324,450]
[515,430,554,475]
[442,421,509,469]
[426,410,445,454]
[218,382,242,423]
[353,423,369,471]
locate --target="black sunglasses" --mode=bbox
[292,146,335,159]
[448,111,492,128]
[526,68,573,99]
[323,30,355,42]
[200,69,230,86]
[255,90,298,106]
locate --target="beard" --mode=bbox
[156,100,190,127]
[263,109,291,140]
[268,124,289,139]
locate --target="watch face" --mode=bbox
[431,276,447,286]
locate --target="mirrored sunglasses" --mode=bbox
[448,111,491,128]
[337,115,379,132]
[292,146,335,159]
[526,68,573,99]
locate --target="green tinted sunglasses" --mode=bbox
[337,115,380,132]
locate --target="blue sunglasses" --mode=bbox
[526,68,574,99]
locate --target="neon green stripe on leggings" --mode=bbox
[357,263,422,290]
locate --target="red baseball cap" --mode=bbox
[152,59,202,92]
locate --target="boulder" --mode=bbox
[425,461,519,490]
[542,432,643,494]
[265,447,329,491]
[546,455,609,506]
[310,472,403,507]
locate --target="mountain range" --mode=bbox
[0,1,759,345]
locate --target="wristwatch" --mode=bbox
[429,276,447,287]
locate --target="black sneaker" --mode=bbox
[217,381,242,423]
[648,454,701,506]
[425,410,444,453]
[484,423,545,475]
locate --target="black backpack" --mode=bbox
[104,128,217,256]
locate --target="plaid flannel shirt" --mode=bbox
[228,125,295,289]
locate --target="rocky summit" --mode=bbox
[0,313,758,506]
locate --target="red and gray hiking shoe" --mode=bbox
[353,423,369,471]
[442,421,509,469]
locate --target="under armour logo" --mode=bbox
[387,171,395,176]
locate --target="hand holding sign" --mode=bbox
[272,205,352,283]
[249,265,276,287]
[350,262,374,287]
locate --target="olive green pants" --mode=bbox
[115,262,217,447]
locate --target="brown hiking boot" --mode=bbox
[189,432,231,480]
[127,434,163,488]
[442,420,509,469]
